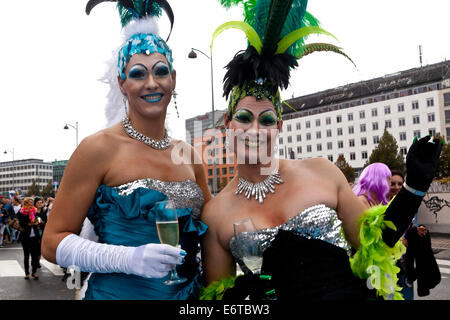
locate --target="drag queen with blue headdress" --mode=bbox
[42,0,211,300]
[200,0,442,300]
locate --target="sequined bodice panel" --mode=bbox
[113,178,204,218]
[229,204,348,274]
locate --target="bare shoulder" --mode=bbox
[201,190,233,226]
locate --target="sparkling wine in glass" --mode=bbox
[155,200,187,285]
[233,218,263,274]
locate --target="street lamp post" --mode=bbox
[64,121,79,147]
[3,148,15,191]
[188,47,218,195]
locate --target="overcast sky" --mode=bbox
[1,0,449,163]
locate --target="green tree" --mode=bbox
[436,140,450,179]
[366,128,404,171]
[27,180,40,197]
[335,154,356,183]
[41,180,55,198]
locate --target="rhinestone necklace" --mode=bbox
[122,116,171,150]
[236,170,284,204]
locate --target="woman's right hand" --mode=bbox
[127,243,186,278]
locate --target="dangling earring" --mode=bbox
[122,97,128,116]
[172,90,179,118]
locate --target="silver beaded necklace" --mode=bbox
[121,116,171,150]
[236,170,284,204]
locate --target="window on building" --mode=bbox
[399,118,406,126]
[427,113,435,122]
[316,119,321,127]
[350,152,356,160]
[279,137,283,144]
[338,141,344,149]
[413,115,420,124]
[413,130,421,139]
[306,121,311,128]
[287,124,292,132]
[347,113,353,121]
[336,115,342,123]
[326,129,332,137]
[373,136,380,144]
[306,133,311,140]
[362,151,368,159]
[328,155,333,162]
[427,98,434,107]
[385,120,392,128]
[279,149,284,156]
[348,126,354,134]
[399,132,406,141]
[400,147,407,156]
[337,128,343,136]
[287,136,292,143]
[349,139,355,147]
[398,103,405,112]
[428,128,436,136]
[229,167,235,174]
[317,144,322,151]
[444,92,450,107]
[296,122,301,130]
[359,111,365,119]
[307,145,312,152]
[316,131,321,139]
[222,168,227,174]
[360,123,366,132]
[361,137,367,145]
[297,146,302,153]
[412,101,419,110]
[384,106,391,115]
[296,134,301,142]
[327,142,333,150]
[207,159,212,165]
[371,108,378,117]
[372,122,379,131]
[326,117,331,125]
[229,157,234,164]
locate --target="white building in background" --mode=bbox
[0,159,53,196]
[279,60,450,172]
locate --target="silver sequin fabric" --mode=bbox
[113,178,204,219]
[229,204,349,274]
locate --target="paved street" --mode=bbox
[0,243,75,300]
[1,236,449,300]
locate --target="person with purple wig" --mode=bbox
[353,163,392,208]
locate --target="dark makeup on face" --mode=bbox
[232,108,278,127]
[127,61,170,80]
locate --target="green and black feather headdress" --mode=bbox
[212,0,355,119]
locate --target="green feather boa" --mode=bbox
[199,275,238,300]
[349,204,406,300]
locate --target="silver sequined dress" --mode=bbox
[229,204,349,274]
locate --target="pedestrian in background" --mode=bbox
[0,201,9,247]
[18,197,41,280]
[11,197,22,243]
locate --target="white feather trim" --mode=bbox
[122,16,160,41]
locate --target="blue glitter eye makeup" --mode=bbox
[128,64,148,80]
[152,61,170,78]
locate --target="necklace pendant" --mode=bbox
[236,170,283,204]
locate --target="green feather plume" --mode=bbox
[199,275,238,300]
[297,42,357,67]
[117,0,162,28]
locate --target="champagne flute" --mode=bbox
[155,200,187,285]
[233,218,263,274]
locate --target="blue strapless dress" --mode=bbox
[83,178,207,300]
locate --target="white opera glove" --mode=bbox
[56,234,185,279]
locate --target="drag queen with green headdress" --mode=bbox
[200,0,442,300]
[42,0,211,300]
